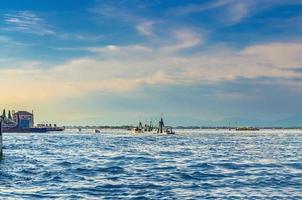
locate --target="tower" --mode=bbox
[8,110,12,120]
[2,109,6,118]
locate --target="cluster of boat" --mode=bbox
[131,117,175,135]
[235,127,260,131]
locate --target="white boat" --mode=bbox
[132,127,144,134]
[132,122,144,134]
[165,126,175,135]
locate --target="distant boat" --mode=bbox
[36,124,65,132]
[164,126,175,135]
[236,127,260,131]
[95,129,101,133]
[157,116,176,135]
[132,122,144,134]
[132,127,144,134]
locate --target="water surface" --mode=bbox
[1,129,302,199]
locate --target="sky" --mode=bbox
[0,0,302,126]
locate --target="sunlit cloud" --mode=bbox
[1,39,302,107]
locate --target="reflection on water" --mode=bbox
[1,129,302,199]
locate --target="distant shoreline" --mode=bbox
[63,126,302,130]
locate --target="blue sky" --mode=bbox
[0,0,302,126]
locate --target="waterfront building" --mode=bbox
[1,109,63,133]
[13,111,34,129]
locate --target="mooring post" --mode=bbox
[158,117,164,133]
[0,118,3,160]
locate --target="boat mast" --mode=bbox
[158,113,164,133]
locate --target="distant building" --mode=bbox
[13,111,34,129]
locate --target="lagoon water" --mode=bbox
[0,129,302,199]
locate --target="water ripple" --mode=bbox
[1,130,302,199]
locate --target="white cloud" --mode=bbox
[0,28,302,106]
[58,33,104,41]
[87,45,152,54]
[0,35,25,46]
[160,29,203,53]
[169,0,252,24]
[171,0,235,16]
[92,3,159,38]
[170,0,302,25]
[136,21,155,36]
[241,42,302,68]
[225,2,249,24]
[3,11,55,35]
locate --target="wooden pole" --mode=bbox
[0,119,3,160]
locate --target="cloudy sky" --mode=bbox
[0,0,302,126]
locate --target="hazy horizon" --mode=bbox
[1,0,302,125]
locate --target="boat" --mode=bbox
[144,121,154,132]
[157,116,176,135]
[30,127,48,133]
[36,124,65,132]
[95,129,101,133]
[132,127,144,134]
[132,122,144,134]
[164,126,175,135]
